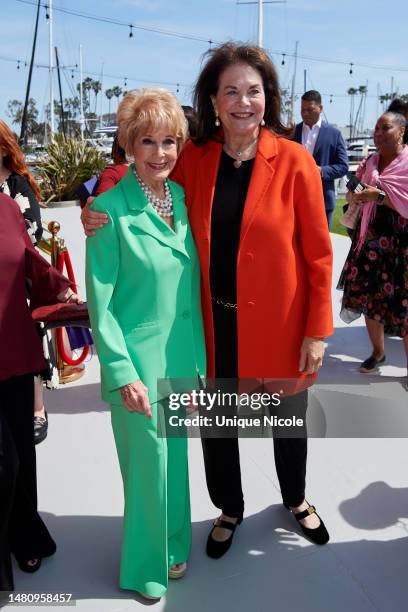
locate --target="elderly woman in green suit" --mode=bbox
[85,89,206,600]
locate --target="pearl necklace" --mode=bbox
[134,170,173,217]
[223,136,259,168]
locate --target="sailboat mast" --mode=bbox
[48,0,55,136]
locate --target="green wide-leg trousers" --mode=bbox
[111,403,191,598]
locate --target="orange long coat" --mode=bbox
[171,128,333,382]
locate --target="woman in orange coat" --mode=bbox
[82,43,333,557]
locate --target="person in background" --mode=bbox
[0,119,49,445]
[387,98,408,145]
[79,133,129,211]
[338,112,408,379]
[293,90,349,227]
[95,132,129,195]
[0,193,82,589]
[83,43,333,559]
[0,119,42,243]
[181,105,198,139]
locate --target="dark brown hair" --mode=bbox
[181,105,198,139]
[301,90,322,105]
[111,132,127,165]
[0,119,41,200]
[387,98,408,118]
[193,42,293,144]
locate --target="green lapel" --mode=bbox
[119,165,189,259]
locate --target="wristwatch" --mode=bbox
[376,189,386,205]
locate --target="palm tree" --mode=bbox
[105,88,114,120]
[354,85,368,136]
[92,80,102,115]
[379,93,392,112]
[112,86,122,111]
[76,79,90,112]
[83,77,94,111]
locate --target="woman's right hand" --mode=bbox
[80,199,109,236]
[120,381,152,418]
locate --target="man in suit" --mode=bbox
[294,90,349,228]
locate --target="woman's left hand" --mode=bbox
[351,184,380,205]
[299,336,325,374]
[56,288,85,305]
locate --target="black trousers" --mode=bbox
[0,374,56,586]
[0,403,17,591]
[201,303,308,517]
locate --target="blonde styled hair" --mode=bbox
[117,88,188,155]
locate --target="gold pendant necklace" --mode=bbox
[233,153,243,169]
[224,136,258,169]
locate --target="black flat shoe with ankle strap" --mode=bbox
[34,411,48,445]
[284,502,329,545]
[206,516,243,559]
[16,557,42,573]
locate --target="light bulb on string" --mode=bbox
[45,4,49,19]
[349,62,353,75]
[129,25,133,38]
[124,77,128,87]
[17,60,20,70]
[281,53,285,66]
[208,40,213,50]
[176,83,180,94]
[330,95,333,104]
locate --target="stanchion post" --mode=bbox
[48,220,61,267]
[47,221,85,384]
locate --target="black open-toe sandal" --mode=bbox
[359,355,386,373]
[283,502,329,545]
[206,516,243,559]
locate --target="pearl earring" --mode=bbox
[215,114,220,127]
[261,118,265,126]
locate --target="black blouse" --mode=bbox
[0,172,43,243]
[210,150,254,303]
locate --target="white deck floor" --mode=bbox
[4,207,408,612]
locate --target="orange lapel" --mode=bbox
[240,129,278,242]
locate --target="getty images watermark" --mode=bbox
[167,389,303,429]
[157,376,408,438]
[156,379,308,438]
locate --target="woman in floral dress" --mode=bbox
[338,112,408,377]
[0,120,43,243]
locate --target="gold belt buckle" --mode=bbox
[212,297,237,309]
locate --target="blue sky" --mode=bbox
[1,0,408,133]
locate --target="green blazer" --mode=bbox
[85,165,206,405]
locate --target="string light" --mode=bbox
[13,1,408,75]
[281,53,285,66]
[16,0,213,44]
[129,25,133,38]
